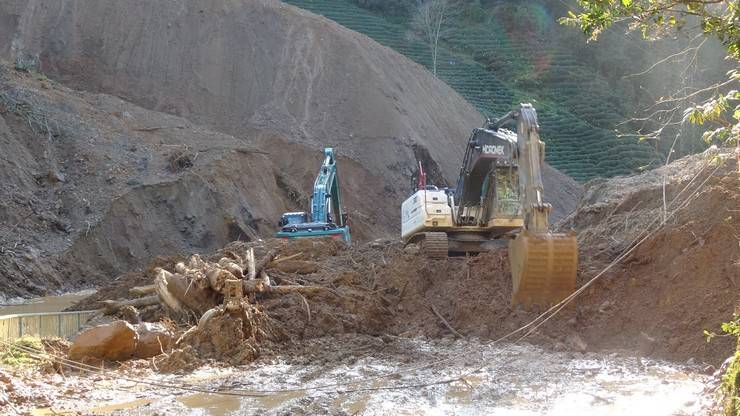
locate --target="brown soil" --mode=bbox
[0,0,733,381]
[0,0,581,300]
[555,150,739,365]
[69,151,737,368]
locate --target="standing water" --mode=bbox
[76,335,707,416]
[0,290,96,316]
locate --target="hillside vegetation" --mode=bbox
[284,0,722,181]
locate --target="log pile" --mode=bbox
[71,238,389,366]
[98,246,327,323]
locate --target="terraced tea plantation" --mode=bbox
[284,0,657,181]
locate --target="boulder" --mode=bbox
[69,320,137,361]
[134,322,175,359]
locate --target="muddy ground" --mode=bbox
[0,334,719,415]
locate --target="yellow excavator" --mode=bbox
[401,104,577,308]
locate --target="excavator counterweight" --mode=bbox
[400,104,578,308]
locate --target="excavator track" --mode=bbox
[421,232,449,259]
[509,231,578,309]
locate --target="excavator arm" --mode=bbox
[492,104,578,308]
[489,104,550,233]
[276,148,350,243]
[310,148,345,227]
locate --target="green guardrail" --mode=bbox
[0,310,96,341]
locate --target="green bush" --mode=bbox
[0,336,44,366]
[726,346,739,416]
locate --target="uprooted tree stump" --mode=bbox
[112,247,328,322]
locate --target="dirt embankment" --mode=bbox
[556,150,739,365]
[73,150,737,367]
[0,65,323,299]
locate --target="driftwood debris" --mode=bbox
[431,305,463,338]
[154,268,221,317]
[254,249,278,277]
[243,270,324,295]
[101,295,159,315]
[267,252,303,267]
[98,246,325,322]
[129,285,157,297]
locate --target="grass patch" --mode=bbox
[723,340,740,416]
[0,336,44,366]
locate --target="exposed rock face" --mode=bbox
[68,320,138,361]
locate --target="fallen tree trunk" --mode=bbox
[101,295,159,315]
[242,270,325,295]
[267,252,303,267]
[255,249,277,277]
[129,285,157,297]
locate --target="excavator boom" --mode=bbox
[493,104,578,308]
[276,148,351,243]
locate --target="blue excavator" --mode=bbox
[276,148,351,243]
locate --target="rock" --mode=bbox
[134,322,175,359]
[69,320,138,361]
[47,169,65,183]
[565,333,588,352]
[403,244,420,255]
[686,357,696,366]
[598,300,611,313]
[702,365,716,375]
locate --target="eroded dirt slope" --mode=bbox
[0,65,380,299]
[0,0,581,222]
[556,150,739,365]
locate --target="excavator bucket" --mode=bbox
[508,231,578,309]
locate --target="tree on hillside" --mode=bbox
[561,0,739,169]
[412,0,460,76]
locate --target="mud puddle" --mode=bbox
[39,335,707,416]
[0,289,96,315]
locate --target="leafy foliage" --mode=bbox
[561,1,740,150]
[0,336,43,366]
[561,0,739,56]
[705,314,740,416]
